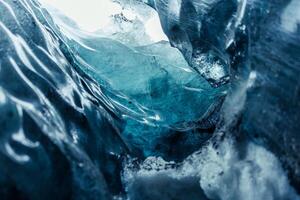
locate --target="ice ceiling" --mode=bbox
[39,0,168,41]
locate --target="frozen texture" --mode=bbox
[0,0,127,199]
[45,1,227,157]
[0,0,299,199]
[0,0,224,199]
[146,0,300,194]
[123,136,300,200]
[145,0,243,87]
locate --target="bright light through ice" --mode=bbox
[39,0,168,42]
[281,0,300,33]
[145,16,167,42]
[39,0,121,31]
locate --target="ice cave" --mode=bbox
[0,0,299,199]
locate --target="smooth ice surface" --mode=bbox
[0,0,127,198]
[41,0,227,156]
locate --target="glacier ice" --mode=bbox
[146,0,300,193]
[43,1,227,157]
[145,0,243,87]
[0,0,127,198]
[0,0,299,199]
[123,136,300,200]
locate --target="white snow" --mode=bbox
[123,137,300,200]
